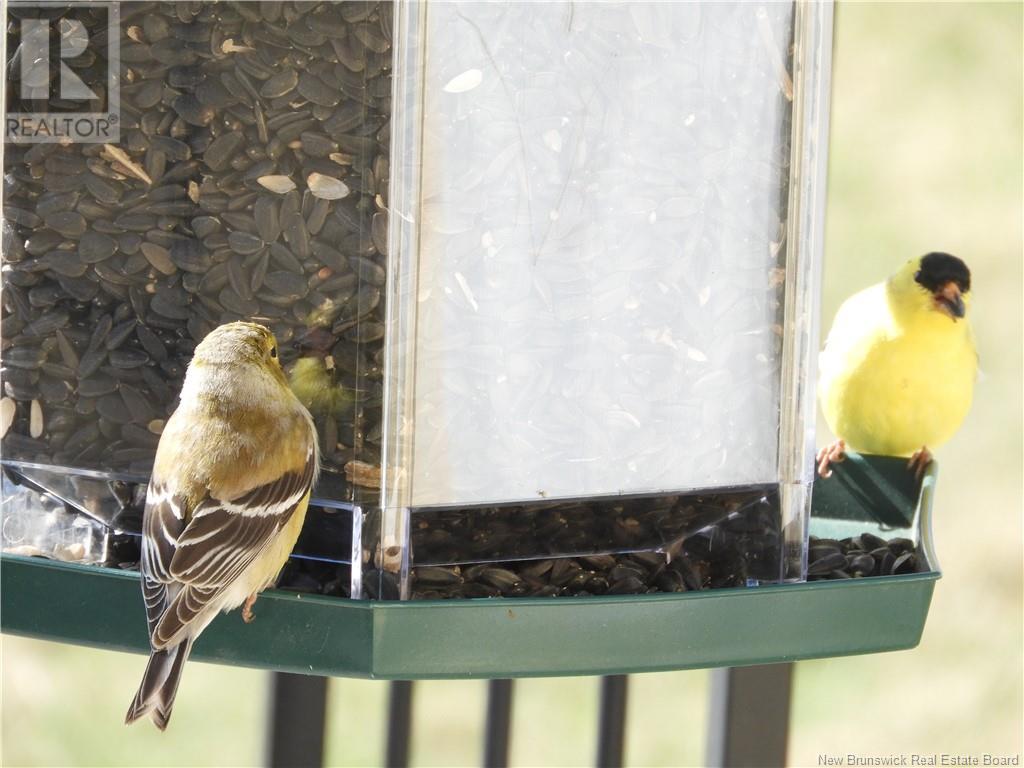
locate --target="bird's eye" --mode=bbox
[270,346,278,359]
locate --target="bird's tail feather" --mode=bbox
[124,640,192,730]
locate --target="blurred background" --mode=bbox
[2,2,1021,766]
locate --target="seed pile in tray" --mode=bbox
[806,533,924,580]
[398,530,924,600]
[1,1,392,502]
[405,514,780,601]
[410,487,780,564]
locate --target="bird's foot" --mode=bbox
[242,593,258,624]
[907,446,933,481]
[816,440,847,478]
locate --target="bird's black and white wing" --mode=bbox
[142,446,316,650]
[140,480,188,645]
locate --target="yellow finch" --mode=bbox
[817,252,976,478]
[125,322,318,730]
[288,355,352,418]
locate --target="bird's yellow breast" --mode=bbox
[819,283,977,457]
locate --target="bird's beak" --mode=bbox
[934,282,965,319]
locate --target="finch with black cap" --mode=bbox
[817,252,977,478]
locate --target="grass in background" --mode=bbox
[2,2,1021,766]
[795,1,1023,763]
[0,638,264,767]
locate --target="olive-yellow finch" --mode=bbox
[125,322,318,730]
[817,252,976,477]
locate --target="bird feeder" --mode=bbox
[1,0,939,675]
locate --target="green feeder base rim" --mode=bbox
[0,557,939,680]
[0,453,940,679]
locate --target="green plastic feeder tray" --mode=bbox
[0,454,939,679]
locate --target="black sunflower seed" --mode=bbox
[297,72,341,107]
[204,132,246,172]
[43,211,87,238]
[264,270,310,299]
[139,242,177,275]
[228,231,265,256]
[169,239,212,272]
[78,376,118,398]
[173,94,215,127]
[260,68,299,99]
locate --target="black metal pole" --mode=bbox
[705,663,794,768]
[483,679,515,768]
[596,675,629,768]
[264,672,328,768]
[385,680,414,768]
